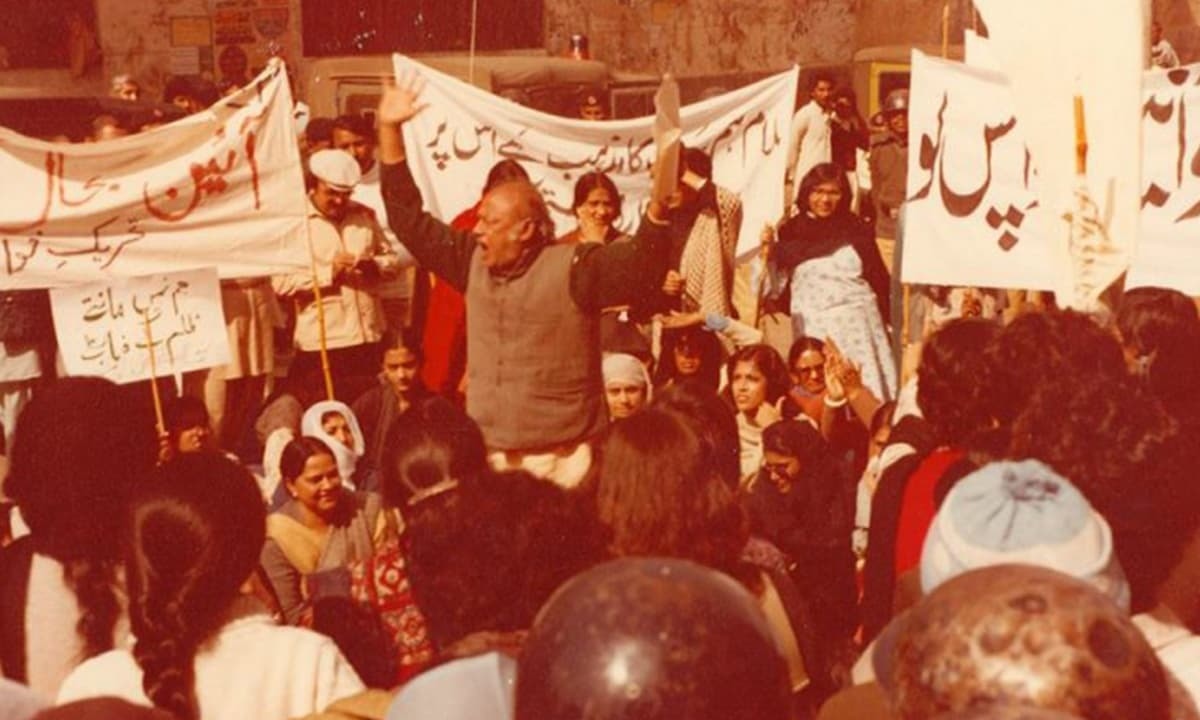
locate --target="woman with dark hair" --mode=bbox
[787,336,828,421]
[558,171,627,245]
[261,437,394,624]
[655,325,724,391]
[595,407,836,710]
[0,378,156,700]
[744,420,858,686]
[723,344,795,478]
[985,309,1128,434]
[1116,286,1200,427]
[57,453,363,718]
[371,398,598,663]
[160,395,216,460]
[764,161,896,401]
[405,469,601,660]
[380,397,487,510]
[653,380,742,490]
[332,398,488,683]
[351,329,431,490]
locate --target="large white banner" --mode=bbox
[903,52,1054,290]
[974,0,1146,307]
[394,55,798,260]
[0,61,309,290]
[49,267,230,385]
[904,52,1200,295]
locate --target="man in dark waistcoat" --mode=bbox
[375,74,675,487]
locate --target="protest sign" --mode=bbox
[904,52,1200,296]
[1126,64,1200,294]
[50,266,230,385]
[902,52,1056,290]
[973,0,1146,309]
[0,60,309,290]
[393,54,798,260]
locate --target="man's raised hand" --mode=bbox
[377,71,428,126]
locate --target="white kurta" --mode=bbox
[787,101,832,199]
[57,613,364,720]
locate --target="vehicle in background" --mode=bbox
[302,51,660,122]
[851,43,963,120]
[0,89,185,141]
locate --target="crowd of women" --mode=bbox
[4,75,1200,720]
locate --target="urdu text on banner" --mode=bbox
[393,54,798,260]
[50,266,231,385]
[0,61,310,291]
[904,51,1200,296]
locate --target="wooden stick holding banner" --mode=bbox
[1074,95,1088,175]
[303,226,337,401]
[142,310,165,436]
[942,2,951,58]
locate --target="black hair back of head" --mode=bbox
[127,453,266,720]
[7,377,157,659]
[917,318,1002,446]
[380,397,486,509]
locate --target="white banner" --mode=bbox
[904,52,1200,295]
[50,267,230,385]
[0,61,309,290]
[903,52,1054,290]
[394,54,798,260]
[1127,64,1200,293]
[973,0,1146,308]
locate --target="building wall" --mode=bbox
[855,0,973,53]
[92,0,303,99]
[544,0,858,77]
[0,0,946,97]
[95,0,209,97]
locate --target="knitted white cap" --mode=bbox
[920,459,1130,611]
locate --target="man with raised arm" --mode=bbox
[375,73,676,488]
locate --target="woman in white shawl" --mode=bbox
[301,400,367,490]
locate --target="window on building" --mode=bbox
[0,0,97,70]
[301,0,543,57]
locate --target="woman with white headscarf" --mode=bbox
[301,400,367,490]
[602,354,652,421]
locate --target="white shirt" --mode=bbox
[1134,607,1200,709]
[57,613,364,720]
[787,100,832,198]
[355,160,415,301]
[24,553,128,703]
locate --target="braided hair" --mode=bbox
[126,454,265,720]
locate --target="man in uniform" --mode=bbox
[868,88,908,277]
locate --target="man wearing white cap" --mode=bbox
[273,148,399,398]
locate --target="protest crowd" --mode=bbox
[3,12,1200,720]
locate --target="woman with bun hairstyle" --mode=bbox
[57,453,363,719]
